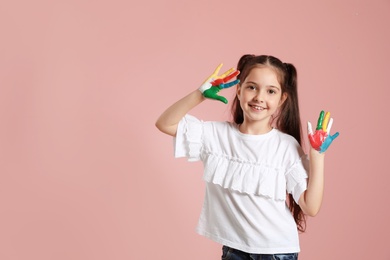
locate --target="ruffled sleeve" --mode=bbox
[285,155,309,204]
[174,115,203,162]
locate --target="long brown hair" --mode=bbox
[232,54,306,232]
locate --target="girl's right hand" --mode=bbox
[198,64,240,104]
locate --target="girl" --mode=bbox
[155,54,338,259]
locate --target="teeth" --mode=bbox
[251,105,263,110]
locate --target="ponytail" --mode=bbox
[237,54,255,73]
[277,62,306,232]
[277,63,302,146]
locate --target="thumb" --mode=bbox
[329,132,340,141]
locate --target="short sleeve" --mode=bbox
[173,115,204,162]
[285,155,309,204]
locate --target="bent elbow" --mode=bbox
[155,120,163,132]
[304,207,320,217]
[306,212,318,218]
[155,120,176,137]
[155,120,167,134]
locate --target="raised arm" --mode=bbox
[155,90,205,136]
[299,148,325,217]
[155,64,240,137]
[299,111,339,216]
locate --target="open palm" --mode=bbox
[308,111,339,153]
[199,64,240,104]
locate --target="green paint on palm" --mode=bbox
[203,86,228,104]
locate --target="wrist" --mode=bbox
[310,147,325,159]
[193,89,206,101]
[198,81,211,93]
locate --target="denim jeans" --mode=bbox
[222,246,298,260]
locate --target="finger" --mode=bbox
[316,110,325,130]
[218,68,235,79]
[307,121,313,135]
[207,92,228,103]
[326,118,334,133]
[212,63,223,77]
[222,70,240,82]
[322,112,331,132]
[220,79,240,89]
[204,63,224,83]
[216,95,228,104]
[212,71,240,86]
[330,131,340,140]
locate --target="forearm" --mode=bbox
[155,90,205,136]
[299,148,325,216]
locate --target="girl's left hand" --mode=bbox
[308,111,340,153]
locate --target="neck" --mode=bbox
[239,121,272,135]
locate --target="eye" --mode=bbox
[268,89,276,94]
[247,85,257,90]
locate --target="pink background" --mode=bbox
[0,0,389,259]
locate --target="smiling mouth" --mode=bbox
[249,104,265,111]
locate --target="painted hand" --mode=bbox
[198,63,240,104]
[308,111,340,153]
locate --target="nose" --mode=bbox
[253,89,264,102]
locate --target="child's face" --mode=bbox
[237,66,287,126]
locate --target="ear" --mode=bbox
[236,84,242,100]
[279,92,288,107]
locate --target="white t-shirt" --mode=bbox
[174,115,309,254]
